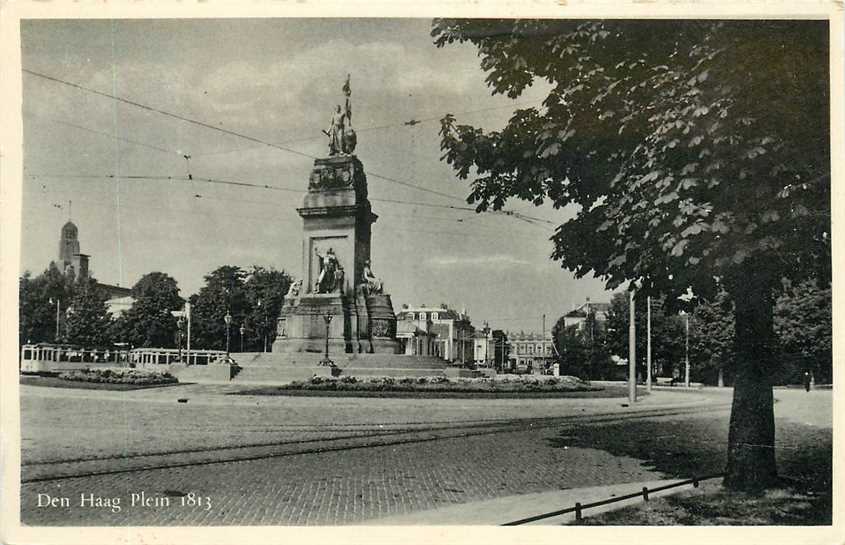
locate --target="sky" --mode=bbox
[19,18,614,333]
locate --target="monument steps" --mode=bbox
[229,365,334,385]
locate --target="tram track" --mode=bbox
[21,402,730,483]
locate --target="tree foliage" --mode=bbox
[188,265,292,351]
[113,272,184,348]
[552,317,607,379]
[689,290,736,386]
[19,263,77,345]
[242,266,292,352]
[63,278,113,347]
[432,19,830,491]
[603,292,685,380]
[774,279,832,384]
[434,20,829,301]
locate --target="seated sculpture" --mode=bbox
[361,259,383,295]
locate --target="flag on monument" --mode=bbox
[343,74,352,123]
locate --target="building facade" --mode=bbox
[562,297,610,334]
[396,304,474,363]
[506,331,555,374]
[473,326,508,369]
[396,312,440,357]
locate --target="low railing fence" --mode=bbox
[502,473,725,526]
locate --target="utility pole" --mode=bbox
[628,290,637,403]
[542,313,546,374]
[185,302,192,365]
[646,296,652,393]
[684,312,690,388]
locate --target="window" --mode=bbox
[420,312,427,321]
[528,345,534,354]
[432,312,439,320]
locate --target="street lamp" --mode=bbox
[319,313,334,367]
[224,310,232,358]
[49,297,61,342]
[239,324,245,353]
[177,316,185,362]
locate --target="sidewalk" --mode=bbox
[362,478,698,525]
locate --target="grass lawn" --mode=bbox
[576,479,832,525]
[19,375,186,391]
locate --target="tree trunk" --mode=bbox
[717,367,724,388]
[723,268,779,491]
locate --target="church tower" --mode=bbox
[57,221,89,280]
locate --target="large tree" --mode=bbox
[774,279,832,385]
[189,265,294,352]
[113,272,184,348]
[242,266,292,352]
[689,290,736,387]
[19,263,77,345]
[604,292,685,381]
[63,278,113,347]
[433,20,829,490]
[188,266,247,351]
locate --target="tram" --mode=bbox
[19,343,130,374]
[19,343,227,374]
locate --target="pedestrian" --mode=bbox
[803,371,811,392]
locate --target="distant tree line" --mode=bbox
[19,263,292,352]
[552,279,831,386]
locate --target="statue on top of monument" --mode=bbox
[315,247,344,293]
[323,74,356,156]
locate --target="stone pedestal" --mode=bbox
[367,294,401,354]
[272,155,401,355]
[273,294,351,354]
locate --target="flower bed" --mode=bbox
[58,368,178,386]
[281,374,598,393]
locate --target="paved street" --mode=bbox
[18,385,831,525]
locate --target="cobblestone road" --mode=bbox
[18,385,831,526]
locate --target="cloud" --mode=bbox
[426,254,534,268]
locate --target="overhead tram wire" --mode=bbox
[30,186,545,243]
[25,171,558,232]
[23,68,465,203]
[24,69,557,228]
[190,96,548,158]
[23,111,190,158]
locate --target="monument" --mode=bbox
[273,75,401,355]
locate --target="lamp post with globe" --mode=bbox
[319,313,334,367]
[224,310,232,359]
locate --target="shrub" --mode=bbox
[57,368,177,385]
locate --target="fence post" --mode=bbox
[575,502,582,522]
[642,487,649,501]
